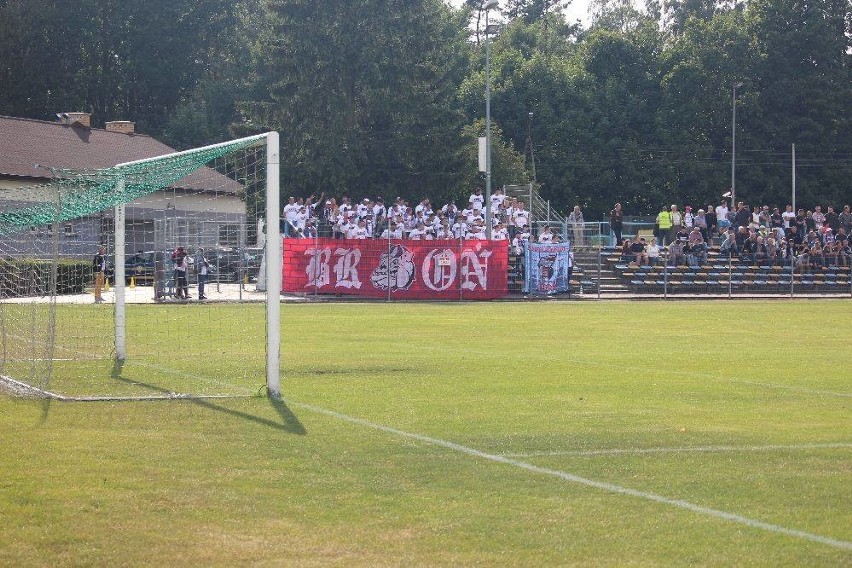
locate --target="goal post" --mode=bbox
[265,131,281,397]
[0,131,282,400]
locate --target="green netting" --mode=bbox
[0,135,266,234]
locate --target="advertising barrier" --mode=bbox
[283,238,509,300]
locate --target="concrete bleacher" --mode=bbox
[601,246,851,294]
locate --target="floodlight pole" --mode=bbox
[731,82,743,207]
[484,0,497,240]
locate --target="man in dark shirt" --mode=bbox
[735,202,750,228]
[610,202,624,247]
[92,245,106,303]
[825,206,840,233]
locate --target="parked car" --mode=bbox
[124,251,156,284]
[206,246,264,283]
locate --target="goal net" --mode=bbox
[0,133,281,400]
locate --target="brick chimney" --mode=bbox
[105,121,135,135]
[57,112,91,127]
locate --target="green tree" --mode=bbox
[740,0,852,207]
[239,0,471,202]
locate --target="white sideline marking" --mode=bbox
[502,443,852,458]
[290,401,852,552]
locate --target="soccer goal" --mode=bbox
[0,132,281,400]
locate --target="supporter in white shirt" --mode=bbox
[715,201,730,231]
[512,228,531,255]
[492,223,509,241]
[441,202,458,222]
[414,199,433,216]
[357,199,371,219]
[338,197,352,215]
[782,205,796,229]
[403,208,417,231]
[353,221,369,239]
[380,223,404,239]
[538,226,555,243]
[344,221,359,239]
[283,197,301,225]
[467,223,487,240]
[452,219,468,239]
[408,223,428,240]
[372,200,386,222]
[513,204,530,230]
[684,206,695,228]
[293,207,309,231]
[436,223,453,239]
[469,188,485,210]
[490,188,505,212]
[467,212,484,225]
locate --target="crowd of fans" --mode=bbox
[616,201,852,268]
[280,192,851,268]
[281,189,569,254]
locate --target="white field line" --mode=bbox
[501,442,852,458]
[289,400,852,552]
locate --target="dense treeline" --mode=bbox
[0,0,848,217]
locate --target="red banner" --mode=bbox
[283,238,508,299]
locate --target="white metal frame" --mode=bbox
[112,132,281,397]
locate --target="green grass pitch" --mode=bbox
[1,300,850,565]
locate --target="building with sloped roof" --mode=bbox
[0,113,251,256]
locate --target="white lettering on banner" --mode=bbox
[304,248,331,288]
[461,248,492,291]
[422,249,457,291]
[333,248,362,289]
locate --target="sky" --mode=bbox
[447,0,594,28]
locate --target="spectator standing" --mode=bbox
[782,205,796,229]
[655,205,672,244]
[282,197,300,236]
[172,247,189,300]
[609,202,624,246]
[568,205,584,247]
[825,206,840,233]
[812,206,826,231]
[704,205,716,240]
[735,202,750,229]
[469,187,485,211]
[512,202,530,237]
[683,206,695,229]
[838,205,852,234]
[195,248,209,300]
[716,200,730,233]
[93,245,107,303]
[670,205,683,243]
[695,209,708,241]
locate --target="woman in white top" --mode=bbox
[647,238,661,264]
